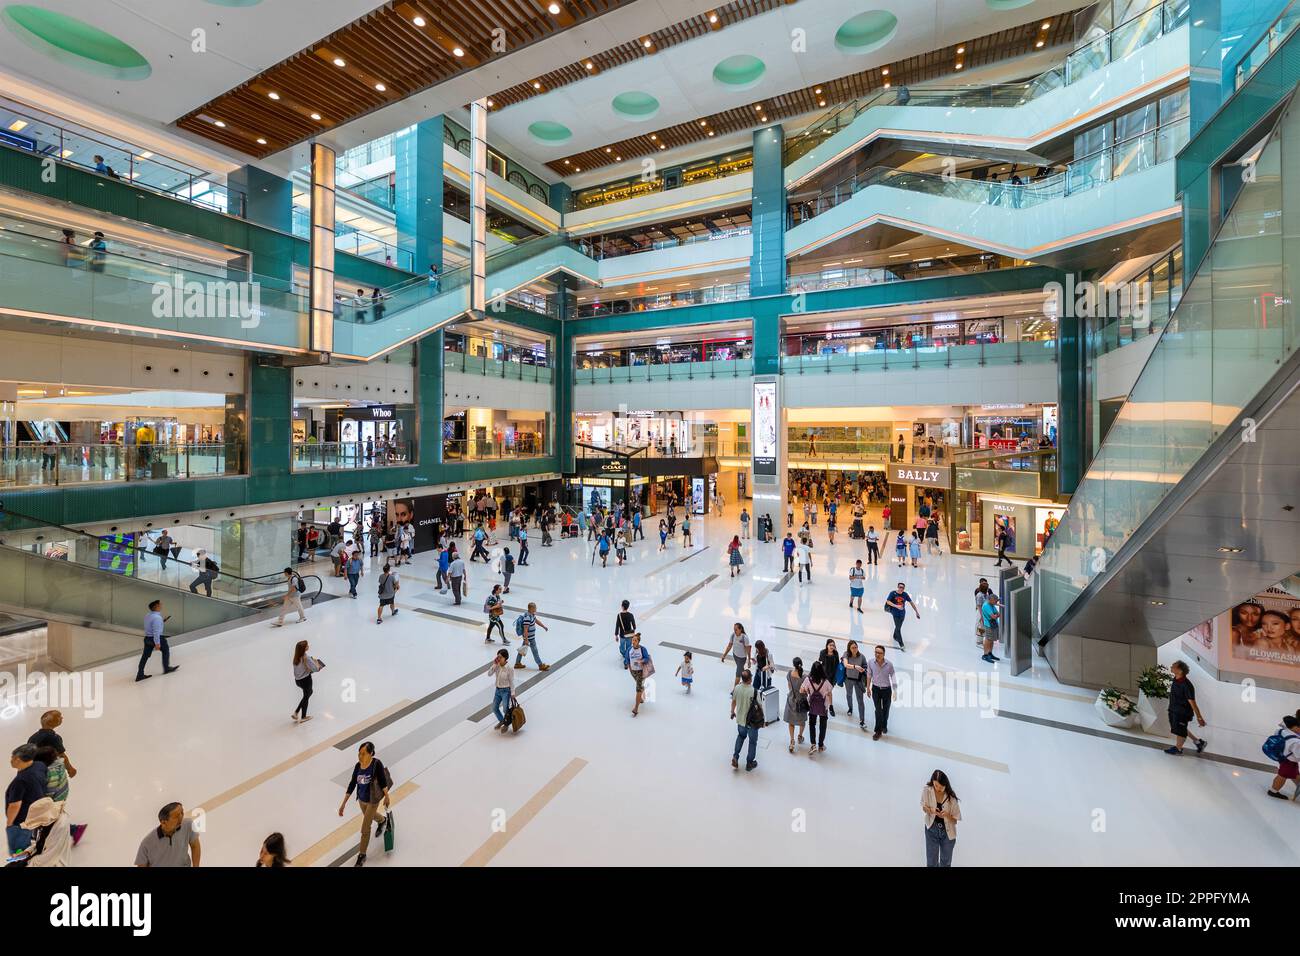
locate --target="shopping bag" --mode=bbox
[382,811,395,852]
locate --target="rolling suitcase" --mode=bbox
[759,686,780,725]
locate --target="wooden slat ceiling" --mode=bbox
[175,0,634,159]
[487,0,794,109]
[546,11,1085,175]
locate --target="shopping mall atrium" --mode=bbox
[0,0,1296,875]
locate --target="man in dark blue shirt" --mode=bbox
[6,744,48,854]
[1165,660,1208,755]
[885,583,920,650]
[782,533,796,573]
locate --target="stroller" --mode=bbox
[850,518,865,539]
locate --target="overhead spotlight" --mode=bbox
[649,133,657,140]
[1218,546,1244,554]
[755,104,762,111]
[256,137,267,145]
[563,159,570,164]
[881,68,888,76]
[453,46,465,57]
[817,101,825,106]
[643,38,653,48]
[699,119,708,126]
[585,61,594,70]
[375,82,387,91]
[760,115,768,121]
[957,45,965,53]
[333,57,346,67]
[214,119,226,127]
[532,81,542,89]
[605,146,612,153]
[659,144,666,150]
[814,87,822,94]
[615,155,621,160]
[1149,600,1166,606]
[311,112,322,120]
[1035,40,1044,47]
[955,62,963,69]
[267,91,280,100]
[707,130,714,136]
[412,15,425,26]
[548,2,561,13]
[574,166,581,171]
[486,98,494,107]
[709,11,718,23]
[1041,21,1051,29]
[883,81,891,88]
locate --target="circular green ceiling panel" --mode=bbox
[2,5,151,80]
[611,91,660,121]
[834,10,899,54]
[712,54,766,90]
[528,120,573,145]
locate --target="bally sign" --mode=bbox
[888,463,947,486]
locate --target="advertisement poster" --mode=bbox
[1229,587,1300,669]
[751,381,777,477]
[98,533,136,576]
[691,477,706,515]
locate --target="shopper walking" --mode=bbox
[866,525,880,565]
[730,668,760,772]
[802,661,833,755]
[489,650,516,732]
[1164,660,1208,755]
[6,744,47,856]
[337,742,391,867]
[727,535,744,576]
[346,550,363,598]
[908,531,922,568]
[926,515,942,555]
[447,550,466,605]
[922,770,961,867]
[993,525,1012,567]
[615,600,636,668]
[375,563,400,624]
[658,519,668,552]
[817,638,840,718]
[188,551,219,596]
[513,603,550,670]
[740,508,751,539]
[884,582,919,650]
[752,639,774,693]
[134,802,201,867]
[484,584,507,644]
[784,657,808,753]
[720,622,753,689]
[1265,714,1300,799]
[895,530,907,566]
[782,532,796,573]
[842,640,867,727]
[518,526,530,566]
[796,535,813,583]
[627,632,652,717]
[849,559,866,612]
[291,641,324,723]
[866,644,898,739]
[136,599,178,681]
[272,568,307,627]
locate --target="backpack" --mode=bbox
[1263,731,1292,763]
[808,681,827,717]
[504,555,515,573]
[746,687,765,729]
[295,575,306,594]
[483,595,494,614]
[514,614,527,637]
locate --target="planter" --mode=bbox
[1094,691,1138,729]
[1136,691,1171,736]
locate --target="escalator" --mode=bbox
[1032,98,1300,648]
[0,507,324,648]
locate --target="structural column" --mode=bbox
[749,375,789,538]
[469,99,488,318]
[394,117,444,276]
[308,142,336,359]
[1057,313,1085,495]
[749,125,787,376]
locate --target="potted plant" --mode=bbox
[1134,664,1173,735]
[1095,687,1139,729]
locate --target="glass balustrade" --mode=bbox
[1235,0,1300,89]
[444,351,554,382]
[1035,100,1300,639]
[290,441,413,472]
[441,439,549,462]
[0,442,237,488]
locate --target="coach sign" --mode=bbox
[888,463,948,487]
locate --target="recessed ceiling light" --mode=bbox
[881,68,888,76]
[814,87,822,94]
[214,120,226,127]
[755,104,762,111]
[311,112,322,120]
[700,120,708,126]
[1218,546,1244,553]
[957,45,965,53]
[256,137,267,145]
[883,81,891,88]
[412,15,425,26]
[333,57,346,67]
[760,115,768,121]
[548,2,561,13]
[267,92,281,100]
[574,167,580,171]
[649,133,657,140]
[1041,21,1051,29]
[615,155,621,160]
[486,99,494,107]
[453,46,465,57]
[643,38,653,48]
[375,82,386,91]
[60,148,72,158]
[1149,600,1166,606]
[817,101,825,107]
[709,12,718,23]
[8,119,27,131]
[532,81,541,89]
[585,61,594,70]
[707,130,714,136]
[955,62,963,69]
[563,159,570,164]
[659,144,666,150]
[604,147,612,153]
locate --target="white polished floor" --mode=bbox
[8,510,1299,867]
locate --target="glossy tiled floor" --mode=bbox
[7,510,1299,867]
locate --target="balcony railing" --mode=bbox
[291,441,413,472]
[0,442,238,488]
[445,351,554,382]
[1235,0,1300,89]
[574,357,750,384]
[442,439,548,462]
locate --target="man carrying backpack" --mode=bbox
[1265,714,1300,799]
[189,552,220,597]
[272,567,306,627]
[513,603,550,671]
[729,668,761,772]
[483,585,508,644]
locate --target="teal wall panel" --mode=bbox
[394,117,444,275]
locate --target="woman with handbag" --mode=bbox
[817,639,840,718]
[291,640,324,723]
[627,632,653,717]
[802,661,834,755]
[783,657,808,753]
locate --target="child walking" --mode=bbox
[675,650,694,693]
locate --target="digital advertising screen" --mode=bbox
[751,381,777,477]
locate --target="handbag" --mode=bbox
[834,661,845,686]
[509,697,526,732]
[641,659,655,679]
[169,546,182,559]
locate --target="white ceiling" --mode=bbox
[0,0,381,125]
[481,0,1084,172]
